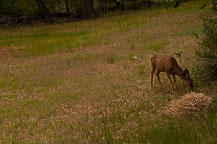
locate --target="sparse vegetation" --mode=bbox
[0,0,216,143]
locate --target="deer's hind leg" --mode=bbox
[151,67,156,87]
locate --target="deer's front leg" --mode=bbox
[172,74,178,91]
[166,72,175,94]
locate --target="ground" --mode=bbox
[0,0,216,143]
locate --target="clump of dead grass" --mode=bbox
[164,92,213,116]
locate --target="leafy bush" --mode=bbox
[195,16,217,81]
[212,0,217,11]
[0,0,38,16]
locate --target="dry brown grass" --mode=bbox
[164,92,213,116]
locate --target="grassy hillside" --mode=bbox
[0,0,216,143]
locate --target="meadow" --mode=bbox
[0,0,216,143]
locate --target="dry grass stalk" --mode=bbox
[164,92,213,116]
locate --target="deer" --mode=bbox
[151,53,193,93]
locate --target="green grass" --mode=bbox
[145,41,165,51]
[0,0,216,143]
[175,26,203,37]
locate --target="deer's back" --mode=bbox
[151,53,179,72]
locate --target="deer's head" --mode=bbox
[183,68,194,91]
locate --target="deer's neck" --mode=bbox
[174,66,185,80]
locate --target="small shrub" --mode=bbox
[212,0,217,11]
[128,54,137,61]
[130,43,135,50]
[107,57,114,64]
[145,41,163,51]
[199,3,207,10]
[162,0,182,9]
[122,63,127,69]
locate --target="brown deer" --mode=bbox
[151,53,193,93]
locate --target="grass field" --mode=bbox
[0,0,217,143]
